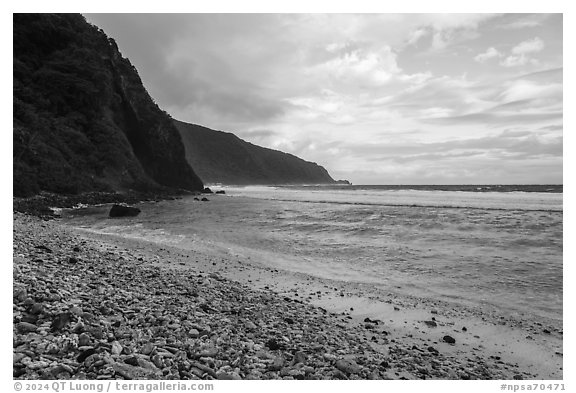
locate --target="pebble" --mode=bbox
[78,333,91,347]
[110,341,123,356]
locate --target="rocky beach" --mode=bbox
[12,208,562,380]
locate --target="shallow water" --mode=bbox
[63,186,563,321]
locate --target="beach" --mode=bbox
[13,189,563,380]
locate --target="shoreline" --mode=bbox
[12,190,198,220]
[13,211,562,380]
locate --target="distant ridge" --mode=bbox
[174,120,336,185]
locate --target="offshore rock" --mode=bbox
[109,204,141,218]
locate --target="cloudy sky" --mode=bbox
[85,13,563,185]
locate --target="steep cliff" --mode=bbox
[174,120,335,185]
[13,14,203,197]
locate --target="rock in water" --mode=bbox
[109,204,141,218]
[443,335,456,344]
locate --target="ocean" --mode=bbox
[62,185,563,322]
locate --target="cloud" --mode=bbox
[500,37,545,67]
[512,37,545,54]
[423,112,562,126]
[497,14,552,30]
[474,47,502,63]
[497,80,561,103]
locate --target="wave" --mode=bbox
[223,185,562,212]
[240,196,563,213]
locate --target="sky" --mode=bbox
[85,13,563,185]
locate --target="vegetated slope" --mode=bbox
[13,14,203,197]
[174,120,335,185]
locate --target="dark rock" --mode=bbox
[68,257,78,264]
[284,317,295,325]
[442,335,456,344]
[265,338,284,350]
[109,204,141,218]
[77,348,97,363]
[14,367,27,378]
[51,312,72,332]
[194,198,200,201]
[513,374,524,380]
[424,320,437,327]
[215,190,226,194]
[543,329,551,334]
[199,303,215,312]
[124,356,140,366]
[427,346,439,354]
[35,245,52,253]
[202,187,213,194]
[201,197,209,202]
[462,327,467,332]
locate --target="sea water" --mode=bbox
[63,185,563,321]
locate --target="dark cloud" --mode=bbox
[422,112,562,126]
[85,14,293,125]
[339,131,562,160]
[539,124,563,132]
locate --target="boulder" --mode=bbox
[109,204,141,217]
[215,190,225,194]
[335,359,361,374]
[202,187,213,194]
